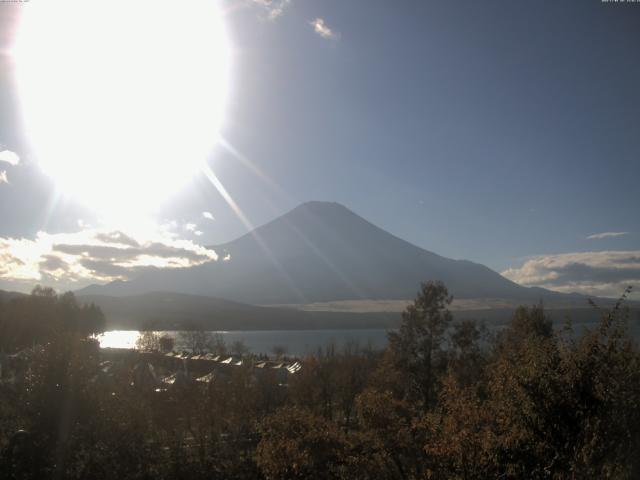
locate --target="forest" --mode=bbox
[0,282,639,479]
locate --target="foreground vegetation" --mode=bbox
[1,282,639,479]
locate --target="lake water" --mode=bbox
[98,319,640,357]
[98,329,391,356]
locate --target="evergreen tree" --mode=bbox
[388,280,452,409]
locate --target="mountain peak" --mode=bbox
[298,200,344,208]
[80,201,562,304]
[291,201,354,216]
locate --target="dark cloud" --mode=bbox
[53,241,215,263]
[53,244,136,261]
[94,231,140,247]
[540,262,640,286]
[39,254,68,272]
[79,259,190,279]
[79,258,140,278]
[142,242,216,262]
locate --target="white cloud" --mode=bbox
[502,250,640,299]
[77,219,95,229]
[587,231,628,240]
[194,230,204,236]
[310,18,339,40]
[0,228,218,292]
[185,223,197,232]
[159,219,179,235]
[202,211,215,221]
[0,171,7,184]
[0,150,19,166]
[250,0,292,20]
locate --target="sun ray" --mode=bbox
[202,163,307,303]
[212,138,366,300]
[215,137,366,299]
[281,216,369,300]
[218,135,291,203]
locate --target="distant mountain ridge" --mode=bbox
[1,288,633,332]
[76,292,631,332]
[78,201,577,304]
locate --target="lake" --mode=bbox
[98,319,640,357]
[98,329,392,356]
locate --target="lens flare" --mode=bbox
[14,0,230,221]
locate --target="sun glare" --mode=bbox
[14,0,230,221]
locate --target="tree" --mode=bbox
[448,319,488,387]
[421,374,499,479]
[496,303,552,352]
[135,331,160,352]
[179,327,215,354]
[19,333,102,477]
[230,339,249,357]
[334,342,376,432]
[78,302,106,335]
[158,335,175,353]
[271,345,287,359]
[257,407,350,480]
[354,388,426,478]
[211,333,227,355]
[480,290,640,478]
[0,287,105,352]
[387,280,452,409]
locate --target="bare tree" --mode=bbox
[179,329,214,354]
[230,339,249,357]
[135,331,161,352]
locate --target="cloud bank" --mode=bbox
[502,251,640,299]
[0,228,218,292]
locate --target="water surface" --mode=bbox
[98,319,640,356]
[98,329,391,356]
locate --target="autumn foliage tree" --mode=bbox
[421,287,640,479]
[2,282,640,479]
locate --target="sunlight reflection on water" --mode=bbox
[96,329,391,356]
[97,330,141,349]
[97,321,639,356]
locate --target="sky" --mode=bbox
[0,0,639,298]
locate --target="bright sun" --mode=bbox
[14,0,230,221]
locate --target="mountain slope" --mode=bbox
[78,201,569,304]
